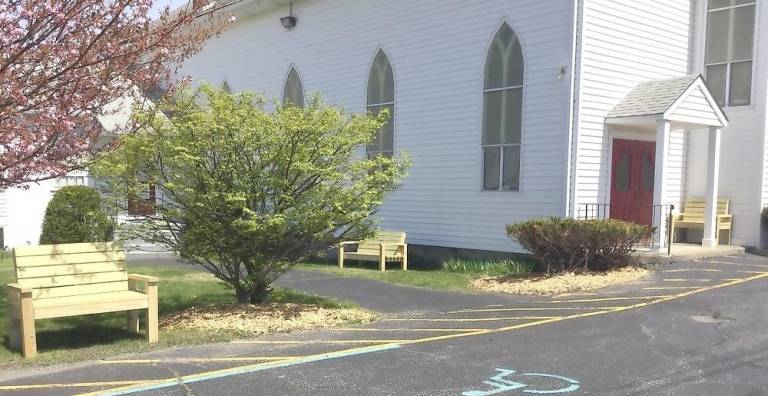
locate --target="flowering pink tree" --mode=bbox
[0,0,231,188]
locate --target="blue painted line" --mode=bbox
[97,343,402,395]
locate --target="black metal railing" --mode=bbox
[578,203,675,255]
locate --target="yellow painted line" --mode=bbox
[76,343,403,396]
[642,286,703,290]
[0,380,143,391]
[81,272,768,396]
[98,357,297,364]
[549,295,670,303]
[695,260,768,269]
[446,307,619,313]
[665,268,763,274]
[381,316,560,322]
[663,278,712,282]
[230,339,414,344]
[332,328,486,332]
[403,271,768,346]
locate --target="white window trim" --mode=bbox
[703,0,757,107]
[481,22,525,192]
[365,49,395,157]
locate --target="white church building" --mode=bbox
[4,0,767,255]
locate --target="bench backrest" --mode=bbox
[356,231,406,256]
[681,197,730,221]
[12,242,128,299]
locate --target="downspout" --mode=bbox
[564,0,584,218]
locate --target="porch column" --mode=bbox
[702,126,722,247]
[653,119,671,250]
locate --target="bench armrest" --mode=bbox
[128,274,159,286]
[338,241,358,246]
[6,283,32,294]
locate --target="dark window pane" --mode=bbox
[641,152,655,193]
[482,91,502,145]
[502,145,520,191]
[367,51,394,105]
[366,104,394,153]
[705,9,729,64]
[483,147,500,190]
[283,68,304,107]
[705,64,727,105]
[503,88,523,144]
[614,152,630,193]
[729,61,752,106]
[732,5,755,62]
[484,23,523,89]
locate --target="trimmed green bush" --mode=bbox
[39,186,114,244]
[506,217,652,274]
[441,257,534,277]
[762,207,768,225]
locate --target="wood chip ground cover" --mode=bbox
[160,303,377,335]
[471,266,649,295]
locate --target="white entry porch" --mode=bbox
[599,75,729,250]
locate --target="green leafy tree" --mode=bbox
[94,84,410,304]
[39,186,114,244]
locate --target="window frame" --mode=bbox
[703,0,757,107]
[282,66,305,107]
[365,49,395,158]
[481,22,525,192]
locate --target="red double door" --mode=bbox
[610,139,655,227]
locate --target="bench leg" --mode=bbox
[401,245,408,271]
[146,284,159,343]
[7,313,20,351]
[379,243,386,272]
[128,310,140,334]
[338,245,344,268]
[20,314,36,358]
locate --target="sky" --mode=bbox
[149,0,190,19]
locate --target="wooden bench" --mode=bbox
[5,242,159,358]
[671,197,732,245]
[337,231,408,272]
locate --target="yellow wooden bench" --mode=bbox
[671,197,732,245]
[5,242,159,358]
[337,231,408,271]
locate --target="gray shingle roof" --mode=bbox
[607,75,700,118]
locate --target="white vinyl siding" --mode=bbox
[572,0,692,214]
[180,0,575,252]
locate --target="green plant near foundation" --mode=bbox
[441,257,534,277]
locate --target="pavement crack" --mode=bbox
[158,363,194,396]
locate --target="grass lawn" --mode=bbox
[294,262,487,292]
[0,258,354,368]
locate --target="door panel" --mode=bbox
[610,139,655,226]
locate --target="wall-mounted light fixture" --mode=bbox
[280,1,297,29]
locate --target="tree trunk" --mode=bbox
[250,281,271,304]
[235,287,252,305]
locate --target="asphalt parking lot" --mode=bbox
[1,254,768,395]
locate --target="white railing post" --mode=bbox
[702,126,722,247]
[653,119,671,250]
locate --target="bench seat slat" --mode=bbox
[15,261,126,279]
[16,271,128,289]
[32,281,129,299]
[345,253,404,261]
[15,251,127,268]
[14,242,123,257]
[33,291,149,319]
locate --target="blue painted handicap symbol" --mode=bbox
[463,368,580,395]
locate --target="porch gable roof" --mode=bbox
[606,75,728,128]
